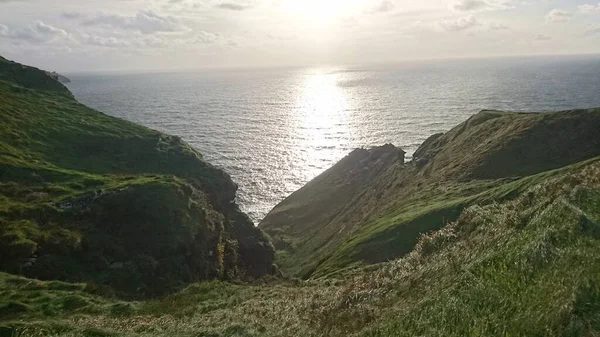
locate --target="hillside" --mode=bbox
[0,56,275,297]
[260,108,600,278]
[1,155,599,336]
[1,55,600,336]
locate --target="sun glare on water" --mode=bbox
[293,69,352,181]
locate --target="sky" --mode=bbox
[0,0,599,71]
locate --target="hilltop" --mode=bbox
[260,108,600,278]
[0,56,275,297]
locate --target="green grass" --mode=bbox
[0,56,275,297]
[2,157,600,336]
[260,108,600,278]
[314,157,600,278]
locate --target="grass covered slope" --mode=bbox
[0,56,275,297]
[260,108,600,278]
[2,157,600,336]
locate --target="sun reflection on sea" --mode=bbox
[292,68,352,183]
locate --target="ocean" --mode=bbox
[65,55,600,224]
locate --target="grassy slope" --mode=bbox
[0,56,274,297]
[260,108,600,278]
[1,156,599,337]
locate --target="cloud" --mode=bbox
[366,0,395,14]
[439,15,480,31]
[578,3,600,14]
[534,34,551,41]
[545,9,572,23]
[78,29,223,50]
[215,2,251,11]
[83,10,188,34]
[61,11,84,19]
[452,0,490,11]
[83,34,130,48]
[585,24,600,36]
[0,21,74,44]
[267,34,297,41]
[192,31,218,44]
[489,22,509,30]
[450,0,512,12]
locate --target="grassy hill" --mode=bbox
[260,108,600,278]
[1,155,599,336]
[0,56,275,297]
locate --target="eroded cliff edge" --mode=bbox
[0,56,275,297]
[260,108,600,278]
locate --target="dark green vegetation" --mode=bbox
[1,55,600,336]
[260,108,600,278]
[0,55,275,298]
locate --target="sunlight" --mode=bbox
[293,69,351,181]
[282,0,366,29]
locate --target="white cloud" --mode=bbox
[450,0,513,12]
[215,2,251,11]
[578,3,600,14]
[0,21,74,44]
[78,29,223,50]
[1,0,599,70]
[83,34,130,48]
[545,9,572,23]
[83,10,189,34]
[586,24,600,36]
[366,0,395,14]
[191,31,218,43]
[489,22,509,30]
[439,15,480,31]
[534,34,551,41]
[61,11,84,19]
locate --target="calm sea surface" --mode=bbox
[65,55,600,223]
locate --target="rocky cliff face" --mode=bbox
[0,56,275,297]
[261,108,600,278]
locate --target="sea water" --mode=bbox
[65,55,600,223]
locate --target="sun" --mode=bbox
[282,0,366,29]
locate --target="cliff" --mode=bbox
[0,56,275,297]
[260,108,600,278]
[2,112,600,337]
[44,71,71,84]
